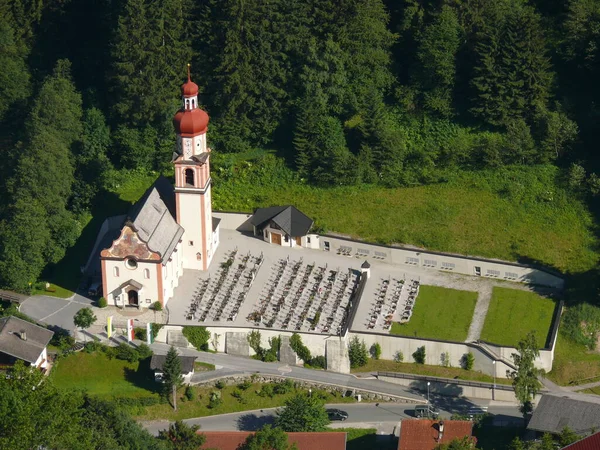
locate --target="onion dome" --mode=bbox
[173,108,209,136]
[181,64,199,97]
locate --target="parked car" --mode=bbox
[326,408,349,421]
[414,404,440,419]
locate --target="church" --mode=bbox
[97,68,220,309]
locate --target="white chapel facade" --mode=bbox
[98,67,219,309]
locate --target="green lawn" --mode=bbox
[480,287,556,348]
[212,159,598,274]
[353,359,513,385]
[51,352,160,400]
[137,382,357,421]
[546,332,600,386]
[390,285,478,342]
[579,387,600,395]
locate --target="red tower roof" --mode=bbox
[173,108,209,136]
[181,64,199,97]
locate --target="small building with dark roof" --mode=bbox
[0,316,54,370]
[150,354,196,383]
[250,205,316,248]
[528,394,600,436]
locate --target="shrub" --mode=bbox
[134,327,147,341]
[309,355,326,369]
[290,333,311,363]
[101,345,118,360]
[152,301,163,311]
[116,343,139,363]
[84,341,102,353]
[238,380,252,391]
[208,391,222,409]
[137,343,153,360]
[413,346,426,364]
[97,297,108,308]
[370,343,382,360]
[394,351,404,362]
[441,351,451,367]
[215,380,226,389]
[273,379,294,395]
[50,329,75,351]
[185,385,195,401]
[247,330,264,358]
[182,326,211,351]
[348,336,369,369]
[258,384,275,398]
[462,352,475,371]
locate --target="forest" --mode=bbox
[0,0,600,302]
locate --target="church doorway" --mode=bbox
[272,233,282,245]
[128,290,139,306]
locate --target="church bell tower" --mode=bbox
[172,65,216,270]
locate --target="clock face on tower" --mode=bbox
[184,139,192,158]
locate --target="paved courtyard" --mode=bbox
[167,230,538,341]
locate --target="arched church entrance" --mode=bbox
[128,290,139,306]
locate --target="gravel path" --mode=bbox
[466,285,492,342]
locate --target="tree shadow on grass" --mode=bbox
[235,413,276,431]
[123,357,162,396]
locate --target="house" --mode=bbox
[527,394,600,436]
[92,67,220,310]
[562,431,600,450]
[0,316,54,370]
[250,205,316,248]
[398,420,475,450]
[150,354,196,382]
[200,431,347,450]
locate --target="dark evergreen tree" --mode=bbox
[414,5,461,118]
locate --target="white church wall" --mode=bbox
[103,259,160,308]
[178,193,205,271]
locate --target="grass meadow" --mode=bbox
[480,287,556,348]
[546,332,600,386]
[390,285,478,342]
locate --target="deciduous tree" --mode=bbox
[275,393,330,432]
[509,331,544,417]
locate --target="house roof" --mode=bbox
[528,394,600,435]
[127,177,184,261]
[563,431,600,450]
[200,431,346,450]
[150,354,196,374]
[250,205,313,237]
[398,420,474,450]
[0,316,54,364]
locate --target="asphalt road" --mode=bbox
[20,293,93,332]
[142,402,524,436]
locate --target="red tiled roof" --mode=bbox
[398,420,474,450]
[562,431,600,450]
[200,431,346,450]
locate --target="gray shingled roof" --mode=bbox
[150,354,196,374]
[528,394,600,434]
[0,316,54,364]
[250,205,313,237]
[128,177,184,261]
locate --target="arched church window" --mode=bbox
[113,267,119,277]
[196,252,201,261]
[185,168,195,186]
[192,99,195,108]
[144,268,150,279]
[185,99,190,109]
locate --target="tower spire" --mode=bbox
[187,63,191,82]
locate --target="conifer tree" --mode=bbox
[162,346,183,410]
[414,5,461,118]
